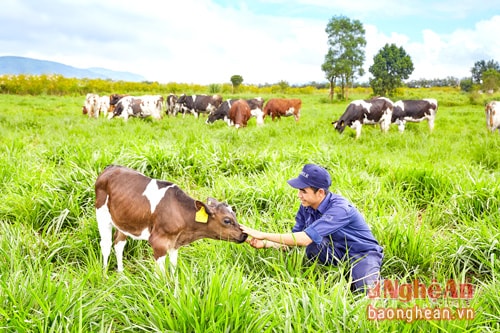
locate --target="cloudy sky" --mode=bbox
[1,0,499,85]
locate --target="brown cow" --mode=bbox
[95,165,247,273]
[228,99,252,128]
[264,98,302,122]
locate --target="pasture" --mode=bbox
[0,91,499,332]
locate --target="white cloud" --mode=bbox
[362,15,500,82]
[0,1,498,85]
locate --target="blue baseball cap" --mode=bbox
[287,164,331,190]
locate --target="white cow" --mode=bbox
[109,95,164,121]
[485,101,500,133]
[97,95,111,117]
[84,93,100,118]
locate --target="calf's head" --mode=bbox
[196,198,248,243]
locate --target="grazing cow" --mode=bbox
[228,99,252,128]
[263,98,302,122]
[332,97,394,139]
[246,97,265,125]
[392,99,438,132]
[95,165,248,272]
[166,94,178,116]
[109,95,164,121]
[109,94,129,113]
[206,97,264,126]
[84,93,100,118]
[97,95,111,117]
[485,101,500,133]
[206,99,237,125]
[175,94,223,118]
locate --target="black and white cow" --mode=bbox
[206,99,237,125]
[332,97,393,139]
[174,94,223,118]
[166,94,178,116]
[206,97,265,125]
[109,95,164,121]
[392,99,438,132]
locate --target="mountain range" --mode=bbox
[0,56,146,82]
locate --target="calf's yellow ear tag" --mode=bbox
[195,206,209,223]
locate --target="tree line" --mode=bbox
[0,74,320,96]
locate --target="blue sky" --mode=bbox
[217,0,496,39]
[1,0,499,84]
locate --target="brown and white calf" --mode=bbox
[95,165,247,272]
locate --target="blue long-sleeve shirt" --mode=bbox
[292,192,382,261]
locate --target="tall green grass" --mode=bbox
[1,92,499,332]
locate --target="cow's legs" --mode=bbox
[154,249,178,274]
[168,249,178,269]
[96,201,113,270]
[397,120,406,132]
[380,114,392,133]
[151,238,178,274]
[352,121,362,139]
[428,117,435,132]
[356,126,362,139]
[113,231,127,272]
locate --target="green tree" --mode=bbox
[471,59,500,84]
[230,75,244,93]
[278,80,289,93]
[321,15,366,101]
[481,69,500,92]
[460,77,474,92]
[369,43,414,96]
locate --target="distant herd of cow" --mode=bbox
[82,93,500,138]
[82,93,301,129]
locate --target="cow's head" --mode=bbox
[206,110,224,124]
[485,102,494,114]
[195,198,248,243]
[212,94,223,108]
[332,120,346,133]
[207,103,229,123]
[82,106,88,115]
[485,102,497,130]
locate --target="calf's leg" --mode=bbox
[96,202,113,270]
[113,231,127,272]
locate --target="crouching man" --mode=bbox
[240,163,383,293]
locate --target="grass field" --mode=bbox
[0,91,499,332]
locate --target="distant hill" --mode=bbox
[0,56,146,82]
